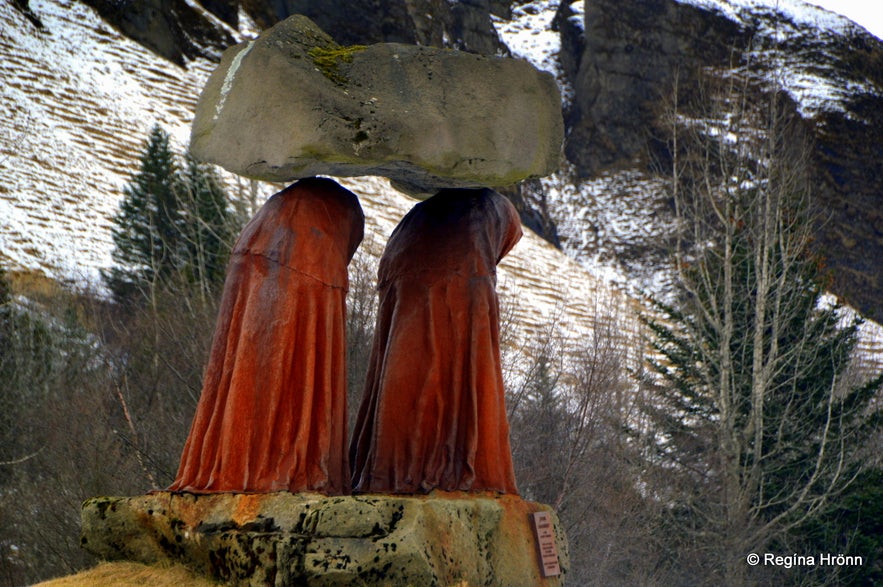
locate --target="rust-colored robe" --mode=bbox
[350,188,522,494]
[170,177,364,495]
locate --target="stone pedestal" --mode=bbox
[81,491,568,586]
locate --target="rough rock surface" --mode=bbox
[564,0,747,174]
[81,491,569,586]
[190,15,563,192]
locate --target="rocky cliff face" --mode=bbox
[554,0,883,323]
[563,0,747,174]
[76,0,237,64]
[270,0,509,54]
[72,0,509,63]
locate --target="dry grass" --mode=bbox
[7,268,64,300]
[32,562,219,587]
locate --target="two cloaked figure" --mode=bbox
[170,178,521,496]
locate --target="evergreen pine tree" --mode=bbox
[104,126,240,303]
[104,124,184,301]
[178,152,238,295]
[793,468,883,585]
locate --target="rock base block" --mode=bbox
[81,491,568,586]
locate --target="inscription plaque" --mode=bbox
[530,511,561,577]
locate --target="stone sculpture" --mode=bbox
[81,14,572,582]
[169,177,364,495]
[350,188,521,494]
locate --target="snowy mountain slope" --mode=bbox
[682,0,882,117]
[0,0,880,368]
[0,0,640,360]
[1,0,216,283]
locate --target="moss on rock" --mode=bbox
[308,44,367,85]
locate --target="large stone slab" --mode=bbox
[81,491,569,586]
[190,15,564,192]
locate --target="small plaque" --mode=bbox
[530,511,561,577]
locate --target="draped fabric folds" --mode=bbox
[170,177,364,495]
[350,188,522,494]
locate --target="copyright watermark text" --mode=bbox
[746,552,863,569]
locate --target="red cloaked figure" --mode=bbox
[350,188,522,494]
[169,177,364,495]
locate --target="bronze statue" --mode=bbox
[350,188,521,494]
[170,177,364,495]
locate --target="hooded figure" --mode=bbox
[350,188,521,494]
[170,177,364,495]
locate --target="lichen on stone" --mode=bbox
[308,44,367,85]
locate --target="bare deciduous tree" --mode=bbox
[636,69,883,585]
